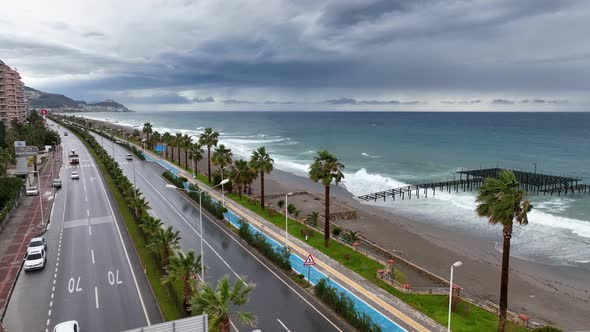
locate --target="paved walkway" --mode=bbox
[0,150,61,325]
[140,148,444,332]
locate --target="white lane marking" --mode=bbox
[91,145,151,325]
[128,157,342,331]
[277,319,290,331]
[86,208,90,216]
[48,309,51,316]
[52,286,55,292]
[230,320,240,332]
[49,300,52,307]
[91,249,95,264]
[46,319,50,326]
[94,286,99,309]
[89,225,92,236]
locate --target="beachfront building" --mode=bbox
[0,60,27,127]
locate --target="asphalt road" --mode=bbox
[93,132,351,332]
[4,124,159,332]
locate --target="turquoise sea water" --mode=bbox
[76,111,590,265]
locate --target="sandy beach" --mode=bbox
[82,117,590,330]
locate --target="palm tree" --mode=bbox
[308,149,344,248]
[187,143,204,177]
[139,215,163,237]
[198,128,219,183]
[229,159,249,198]
[174,133,183,164]
[249,147,274,209]
[476,170,532,332]
[151,131,161,150]
[162,132,172,159]
[0,147,12,177]
[211,144,233,182]
[129,193,150,219]
[307,211,320,227]
[190,275,256,332]
[182,134,192,170]
[342,230,360,243]
[142,122,153,148]
[163,250,203,312]
[148,226,182,266]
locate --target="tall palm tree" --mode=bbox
[162,132,172,159]
[163,250,203,311]
[308,149,344,248]
[187,143,204,177]
[249,147,274,209]
[182,134,192,170]
[211,144,233,181]
[142,122,153,148]
[476,170,532,332]
[190,275,256,332]
[229,159,249,198]
[148,226,182,267]
[174,133,183,164]
[198,128,219,184]
[151,131,161,150]
[129,193,151,219]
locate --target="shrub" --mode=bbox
[238,220,291,271]
[314,279,382,332]
[343,253,351,260]
[287,203,296,214]
[342,230,360,243]
[277,199,285,209]
[185,183,227,220]
[332,226,342,236]
[300,228,314,238]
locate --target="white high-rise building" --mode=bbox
[0,60,27,127]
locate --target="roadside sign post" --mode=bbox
[303,254,316,286]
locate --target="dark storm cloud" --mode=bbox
[4,0,589,107]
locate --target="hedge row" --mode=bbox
[0,177,23,223]
[238,220,292,271]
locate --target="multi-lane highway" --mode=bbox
[4,124,160,331]
[91,131,351,331]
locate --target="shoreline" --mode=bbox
[77,115,590,330]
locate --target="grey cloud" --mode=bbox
[222,99,256,105]
[440,100,481,105]
[320,0,417,28]
[192,96,215,103]
[323,98,422,105]
[263,100,294,105]
[324,97,356,104]
[492,99,515,105]
[82,31,105,38]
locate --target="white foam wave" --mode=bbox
[362,152,380,158]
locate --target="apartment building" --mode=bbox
[0,60,26,126]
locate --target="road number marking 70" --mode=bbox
[68,277,82,293]
[108,270,123,285]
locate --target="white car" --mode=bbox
[26,186,39,196]
[125,154,133,161]
[27,236,47,254]
[71,171,79,180]
[53,321,79,332]
[24,248,46,271]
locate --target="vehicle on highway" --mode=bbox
[26,186,39,196]
[53,320,79,332]
[24,248,46,272]
[71,171,79,180]
[53,178,62,188]
[115,139,121,143]
[27,237,47,254]
[69,153,79,165]
[126,154,133,161]
[64,132,68,136]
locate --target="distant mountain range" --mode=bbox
[25,86,132,112]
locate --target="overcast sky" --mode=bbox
[2,0,589,111]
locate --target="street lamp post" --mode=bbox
[165,178,228,280]
[448,261,463,331]
[285,192,293,248]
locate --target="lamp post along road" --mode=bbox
[166,178,228,280]
[448,261,463,331]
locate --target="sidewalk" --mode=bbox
[142,148,444,332]
[0,150,61,323]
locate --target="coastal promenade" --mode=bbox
[138,145,444,331]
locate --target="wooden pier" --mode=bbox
[357,168,590,202]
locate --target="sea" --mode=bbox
[74,111,590,266]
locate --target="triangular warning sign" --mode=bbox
[303,254,316,266]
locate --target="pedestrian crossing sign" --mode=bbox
[303,254,316,266]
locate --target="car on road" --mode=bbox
[64,132,68,136]
[53,320,79,332]
[115,139,121,143]
[126,154,133,161]
[27,237,47,254]
[24,248,46,271]
[26,186,39,196]
[71,171,79,180]
[53,178,62,188]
